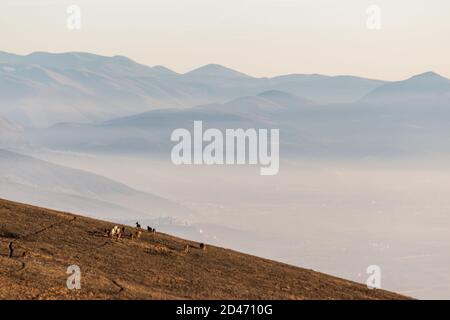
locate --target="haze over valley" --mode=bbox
[2,51,450,299]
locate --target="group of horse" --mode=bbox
[105,222,207,253]
[105,222,155,240]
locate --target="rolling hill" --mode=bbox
[0,198,409,300]
[8,90,312,154]
[0,149,189,221]
[360,71,450,107]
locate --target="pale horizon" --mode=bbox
[1,0,450,81]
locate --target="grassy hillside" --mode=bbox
[0,198,409,300]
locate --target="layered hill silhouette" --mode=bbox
[0,149,189,221]
[0,51,384,127]
[3,51,450,159]
[13,69,450,159]
[360,71,450,107]
[0,198,408,300]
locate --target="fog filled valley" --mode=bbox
[12,152,450,299]
[2,52,450,299]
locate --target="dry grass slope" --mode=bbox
[0,198,409,300]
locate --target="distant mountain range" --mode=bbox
[5,68,450,158]
[0,51,386,127]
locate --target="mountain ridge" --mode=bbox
[360,70,450,106]
[3,51,448,82]
[0,50,404,127]
[184,63,253,79]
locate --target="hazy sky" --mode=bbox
[1,0,449,80]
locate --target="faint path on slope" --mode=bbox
[1,216,78,275]
[22,216,77,240]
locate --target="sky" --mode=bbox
[1,0,449,80]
